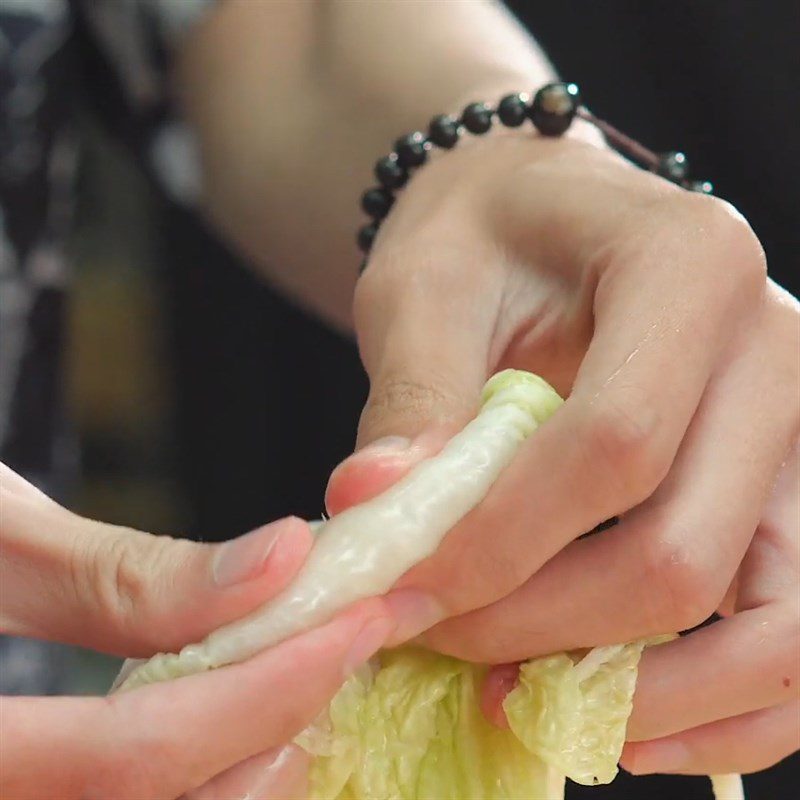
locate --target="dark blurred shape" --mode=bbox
[158,204,367,539]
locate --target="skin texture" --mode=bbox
[0,464,393,799]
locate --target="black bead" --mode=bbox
[497,93,530,127]
[395,132,430,168]
[689,179,714,195]
[461,102,493,134]
[374,154,408,190]
[357,222,379,253]
[428,114,460,149]
[657,151,690,182]
[529,82,580,136]
[361,187,394,219]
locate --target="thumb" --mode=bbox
[355,308,488,449]
[352,255,498,478]
[1,464,312,656]
[328,290,488,516]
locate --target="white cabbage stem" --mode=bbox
[116,370,562,692]
[710,774,745,800]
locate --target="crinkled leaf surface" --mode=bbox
[297,640,666,799]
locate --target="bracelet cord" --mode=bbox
[357,82,713,271]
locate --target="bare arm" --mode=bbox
[176,0,556,331]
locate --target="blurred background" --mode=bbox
[4,1,798,798]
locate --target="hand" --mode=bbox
[0,463,392,800]
[328,133,800,776]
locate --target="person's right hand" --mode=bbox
[0,463,392,800]
[327,129,799,778]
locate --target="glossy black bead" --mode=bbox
[497,93,530,127]
[461,102,493,134]
[529,82,580,136]
[374,154,408,190]
[657,151,690,182]
[357,222,379,253]
[395,132,430,168]
[689,179,714,195]
[428,114,460,149]
[361,187,394,219]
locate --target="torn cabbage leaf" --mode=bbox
[297,638,670,800]
[506,637,672,786]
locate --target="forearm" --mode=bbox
[177,0,557,331]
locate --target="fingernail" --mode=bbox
[212,521,286,588]
[359,436,412,455]
[623,740,690,775]
[343,617,394,677]
[384,589,446,645]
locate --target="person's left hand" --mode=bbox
[0,463,391,800]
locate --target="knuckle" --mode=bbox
[765,281,800,339]
[360,369,473,441]
[85,530,185,641]
[367,375,454,420]
[640,532,722,631]
[100,536,145,623]
[666,192,767,289]
[70,531,134,633]
[582,391,668,507]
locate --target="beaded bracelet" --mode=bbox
[357,82,712,270]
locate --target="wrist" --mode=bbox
[357,81,711,268]
[358,82,605,260]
